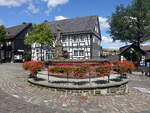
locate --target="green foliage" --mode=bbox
[25,24,53,46]
[73,66,90,78]
[109,0,150,44]
[0,25,6,43]
[49,66,72,74]
[23,53,31,61]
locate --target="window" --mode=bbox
[63,43,67,47]
[74,50,78,56]
[36,49,39,53]
[80,35,84,41]
[6,51,11,58]
[62,37,67,42]
[0,44,3,47]
[79,50,84,56]
[6,41,11,46]
[46,53,52,60]
[37,53,39,57]
[73,36,78,42]
[74,50,84,56]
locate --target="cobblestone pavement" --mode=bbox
[0,88,67,113]
[0,63,150,113]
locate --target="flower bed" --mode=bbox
[48,64,90,79]
[47,60,135,79]
[96,63,112,77]
[48,63,113,79]
[113,60,135,74]
[23,60,135,80]
[23,61,43,78]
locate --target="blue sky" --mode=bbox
[0,0,133,49]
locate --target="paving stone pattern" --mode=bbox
[0,63,150,113]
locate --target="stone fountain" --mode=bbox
[52,24,64,60]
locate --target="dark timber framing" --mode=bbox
[32,15,102,60]
[0,23,32,63]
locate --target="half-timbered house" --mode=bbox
[32,15,102,60]
[120,43,150,67]
[0,23,32,62]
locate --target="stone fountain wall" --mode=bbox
[28,78,128,96]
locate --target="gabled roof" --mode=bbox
[120,44,150,61]
[45,15,100,37]
[119,43,146,55]
[120,45,130,53]
[6,23,32,39]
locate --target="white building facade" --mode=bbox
[32,16,102,61]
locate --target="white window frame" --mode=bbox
[73,50,85,57]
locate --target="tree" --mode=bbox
[109,0,150,46]
[0,25,6,44]
[25,24,53,61]
[0,25,7,62]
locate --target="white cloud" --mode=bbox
[0,19,4,25]
[27,3,39,14]
[142,41,150,46]
[102,36,113,43]
[0,0,69,16]
[42,0,69,16]
[99,17,110,30]
[42,0,69,7]
[55,16,67,21]
[0,0,32,7]
[102,36,124,50]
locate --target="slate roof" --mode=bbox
[120,44,150,60]
[45,15,100,37]
[6,23,32,39]
[120,44,150,54]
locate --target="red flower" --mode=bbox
[23,61,43,73]
[114,60,135,73]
